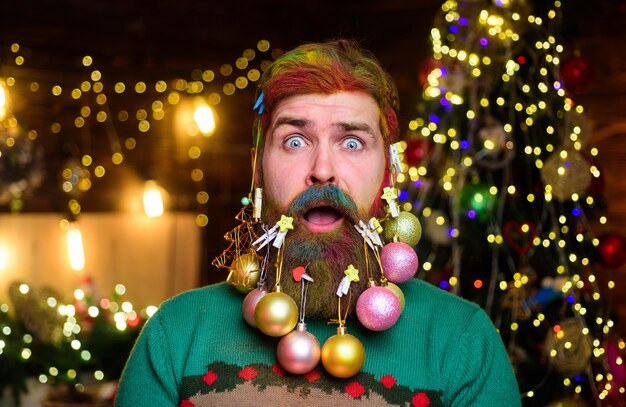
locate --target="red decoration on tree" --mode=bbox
[127,314,141,327]
[560,55,594,94]
[503,221,537,256]
[418,57,443,89]
[344,381,365,398]
[404,138,432,167]
[597,232,626,269]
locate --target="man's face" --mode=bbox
[260,91,387,231]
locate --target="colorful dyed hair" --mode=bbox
[254,39,399,146]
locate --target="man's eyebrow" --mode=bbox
[272,116,310,129]
[271,117,377,137]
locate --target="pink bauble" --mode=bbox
[242,287,267,328]
[381,241,419,284]
[356,286,401,331]
[277,324,321,374]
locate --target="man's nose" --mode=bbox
[306,146,336,186]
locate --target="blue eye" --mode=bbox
[285,136,305,149]
[343,137,363,151]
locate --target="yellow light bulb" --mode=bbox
[66,223,85,271]
[0,80,11,121]
[143,180,165,218]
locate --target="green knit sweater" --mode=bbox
[115,279,521,406]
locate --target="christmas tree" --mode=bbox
[400,1,626,405]
[0,279,147,405]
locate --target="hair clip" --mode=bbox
[253,91,265,115]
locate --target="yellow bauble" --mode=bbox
[321,328,365,378]
[383,211,422,246]
[254,291,298,337]
[385,282,405,313]
[226,252,261,294]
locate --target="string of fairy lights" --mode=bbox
[395,0,624,402]
[0,38,282,395]
[1,39,281,225]
[0,280,157,390]
[2,1,626,402]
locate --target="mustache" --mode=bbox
[285,185,359,222]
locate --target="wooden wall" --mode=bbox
[0,213,201,309]
[568,1,626,337]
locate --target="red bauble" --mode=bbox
[561,55,594,94]
[597,233,626,269]
[404,138,432,167]
[418,57,443,89]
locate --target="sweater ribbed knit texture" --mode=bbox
[115,279,521,406]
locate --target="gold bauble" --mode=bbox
[226,252,261,294]
[382,211,422,247]
[384,282,405,313]
[321,327,365,378]
[540,149,592,201]
[254,291,298,337]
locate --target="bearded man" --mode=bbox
[116,40,521,406]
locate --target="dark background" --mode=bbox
[2,0,626,324]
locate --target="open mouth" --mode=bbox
[302,205,343,233]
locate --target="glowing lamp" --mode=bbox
[0,79,11,121]
[66,222,85,271]
[193,104,216,135]
[143,180,165,218]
